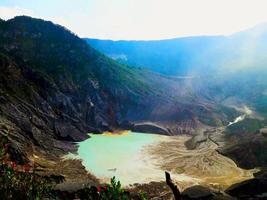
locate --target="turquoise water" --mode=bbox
[75,132,164,184]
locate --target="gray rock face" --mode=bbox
[0,54,100,160]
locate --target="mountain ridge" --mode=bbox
[86,23,267,76]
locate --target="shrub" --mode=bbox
[0,129,55,200]
[78,176,129,200]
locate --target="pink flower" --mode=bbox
[97,186,101,192]
[23,164,31,173]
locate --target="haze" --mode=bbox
[1,0,267,40]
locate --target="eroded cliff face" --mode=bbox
[0,54,83,161]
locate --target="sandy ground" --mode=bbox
[145,134,257,191]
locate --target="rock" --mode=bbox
[181,185,214,199]
[218,132,267,169]
[132,122,170,135]
[54,120,88,141]
[260,127,267,137]
[0,96,7,103]
[119,120,134,130]
[225,176,267,199]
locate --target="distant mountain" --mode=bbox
[86,23,267,76]
[86,36,224,75]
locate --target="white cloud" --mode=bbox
[52,0,267,40]
[2,0,267,40]
[0,6,36,20]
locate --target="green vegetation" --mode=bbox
[80,177,129,200]
[79,176,148,200]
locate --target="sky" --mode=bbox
[1,0,267,40]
